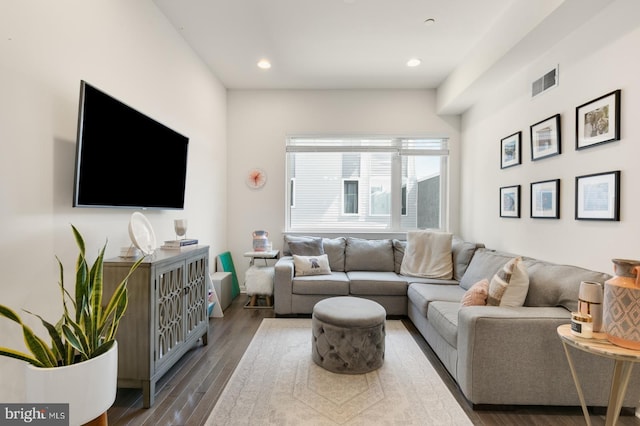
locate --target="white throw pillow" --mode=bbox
[400,231,453,279]
[293,254,332,276]
[488,257,529,307]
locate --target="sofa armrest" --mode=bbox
[455,306,633,406]
[457,306,571,404]
[274,256,295,315]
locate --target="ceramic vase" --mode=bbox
[252,230,269,252]
[603,259,640,349]
[578,281,604,332]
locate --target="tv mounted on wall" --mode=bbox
[73,80,189,209]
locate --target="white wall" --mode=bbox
[227,89,460,283]
[460,0,640,274]
[0,1,227,401]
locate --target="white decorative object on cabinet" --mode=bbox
[103,246,209,408]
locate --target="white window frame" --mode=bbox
[285,136,449,232]
[289,177,296,208]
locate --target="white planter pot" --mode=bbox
[25,341,118,426]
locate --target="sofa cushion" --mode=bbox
[524,259,611,312]
[293,254,331,276]
[347,271,408,296]
[461,279,489,307]
[452,237,483,281]
[407,283,466,317]
[285,235,324,256]
[402,275,459,285]
[322,237,346,272]
[427,301,460,349]
[459,248,519,290]
[345,237,395,272]
[392,239,406,274]
[488,257,529,307]
[292,272,349,295]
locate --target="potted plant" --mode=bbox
[0,225,143,425]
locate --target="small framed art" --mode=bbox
[530,114,561,161]
[530,179,560,219]
[576,90,621,150]
[501,131,521,169]
[575,171,620,221]
[500,185,520,218]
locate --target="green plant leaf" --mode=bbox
[22,325,57,367]
[91,340,115,359]
[0,305,22,323]
[0,347,45,367]
[23,310,66,364]
[0,305,57,367]
[88,243,106,349]
[100,256,143,340]
[61,322,88,360]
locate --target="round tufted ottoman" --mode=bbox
[311,296,386,374]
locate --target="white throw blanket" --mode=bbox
[400,231,453,279]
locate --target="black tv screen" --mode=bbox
[73,80,189,209]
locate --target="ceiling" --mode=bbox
[153,0,617,113]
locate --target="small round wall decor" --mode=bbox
[246,168,267,189]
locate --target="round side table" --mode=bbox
[557,323,640,426]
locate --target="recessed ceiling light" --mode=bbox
[424,18,436,25]
[257,59,271,69]
[407,58,422,67]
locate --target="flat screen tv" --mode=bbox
[73,80,189,209]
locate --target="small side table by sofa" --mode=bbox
[243,250,280,307]
[243,249,280,266]
[557,323,640,426]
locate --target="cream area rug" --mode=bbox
[206,318,472,425]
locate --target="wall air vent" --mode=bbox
[531,66,559,98]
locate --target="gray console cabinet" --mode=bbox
[103,246,209,408]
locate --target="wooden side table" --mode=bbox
[243,249,280,266]
[557,323,640,426]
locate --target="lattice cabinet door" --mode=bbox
[185,253,208,343]
[154,259,186,372]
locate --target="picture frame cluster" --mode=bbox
[499,89,621,221]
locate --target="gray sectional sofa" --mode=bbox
[273,235,640,409]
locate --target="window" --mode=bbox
[343,180,359,214]
[285,137,448,231]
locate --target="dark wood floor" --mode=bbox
[107,296,640,426]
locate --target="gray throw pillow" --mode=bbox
[322,237,346,272]
[393,239,407,274]
[451,237,484,281]
[284,235,324,256]
[345,237,394,272]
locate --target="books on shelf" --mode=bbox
[161,239,198,249]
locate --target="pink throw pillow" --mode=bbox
[461,279,489,307]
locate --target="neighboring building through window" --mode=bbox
[285,137,449,231]
[342,179,359,214]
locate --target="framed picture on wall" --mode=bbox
[530,114,561,161]
[575,171,620,221]
[530,179,560,219]
[500,131,521,169]
[500,185,520,218]
[576,90,621,150]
